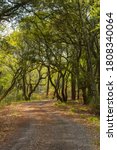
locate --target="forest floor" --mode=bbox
[0,100,99,150]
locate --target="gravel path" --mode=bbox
[0,101,97,150]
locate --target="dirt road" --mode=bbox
[0,100,98,150]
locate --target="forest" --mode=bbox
[0,0,100,113]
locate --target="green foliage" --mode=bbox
[69,107,78,113]
[0,0,100,114]
[54,101,67,108]
[87,116,100,126]
[0,98,12,108]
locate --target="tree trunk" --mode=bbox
[86,42,97,103]
[61,74,67,102]
[82,87,87,104]
[0,68,22,101]
[22,72,28,100]
[46,75,50,98]
[71,72,76,100]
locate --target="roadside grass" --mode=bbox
[69,107,78,113]
[87,116,100,125]
[0,100,12,109]
[53,101,68,108]
[0,99,26,109]
[0,96,44,109]
[54,100,100,127]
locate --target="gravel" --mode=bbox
[0,101,98,150]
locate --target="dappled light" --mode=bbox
[0,0,99,150]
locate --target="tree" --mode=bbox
[0,0,100,108]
